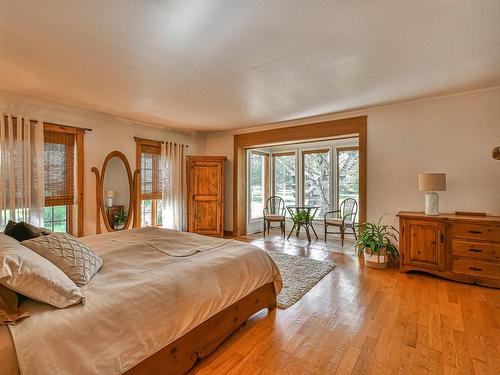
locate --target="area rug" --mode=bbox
[265,250,335,309]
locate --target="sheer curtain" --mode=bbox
[0,113,45,229]
[160,141,187,231]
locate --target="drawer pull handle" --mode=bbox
[468,267,482,272]
[468,248,483,253]
[468,230,482,234]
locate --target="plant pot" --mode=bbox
[363,248,388,269]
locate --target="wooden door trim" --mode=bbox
[233,115,367,237]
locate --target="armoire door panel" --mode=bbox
[193,200,219,233]
[192,164,221,196]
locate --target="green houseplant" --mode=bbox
[111,208,127,230]
[291,209,313,224]
[356,215,399,269]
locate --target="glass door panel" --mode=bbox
[249,152,268,220]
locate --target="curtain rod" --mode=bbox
[4,116,92,132]
[134,136,190,147]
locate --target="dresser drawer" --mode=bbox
[451,223,500,242]
[451,240,500,260]
[452,258,500,280]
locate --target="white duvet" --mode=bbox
[8,227,282,374]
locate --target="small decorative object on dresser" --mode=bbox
[417,173,446,215]
[356,216,399,269]
[398,211,500,288]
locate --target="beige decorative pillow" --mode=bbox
[0,234,83,308]
[23,233,103,286]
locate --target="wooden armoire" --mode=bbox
[186,156,227,237]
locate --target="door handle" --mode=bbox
[440,233,444,243]
[468,230,482,234]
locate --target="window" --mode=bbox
[248,151,269,220]
[337,147,359,209]
[273,152,296,215]
[43,124,85,235]
[136,138,162,227]
[303,149,331,216]
[44,205,69,232]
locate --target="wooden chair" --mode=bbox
[324,198,358,245]
[263,196,286,238]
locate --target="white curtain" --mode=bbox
[160,141,187,231]
[0,113,45,229]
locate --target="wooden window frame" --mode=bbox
[233,116,367,237]
[135,137,162,227]
[43,123,85,236]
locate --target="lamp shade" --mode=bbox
[418,173,446,192]
[105,190,115,198]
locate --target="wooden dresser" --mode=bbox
[187,156,227,237]
[398,211,500,288]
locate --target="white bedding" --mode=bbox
[7,227,282,374]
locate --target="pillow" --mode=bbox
[4,220,43,242]
[23,233,103,287]
[0,284,30,325]
[0,234,83,308]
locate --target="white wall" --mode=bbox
[206,88,500,230]
[0,92,206,235]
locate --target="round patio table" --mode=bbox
[286,205,319,242]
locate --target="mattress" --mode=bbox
[2,227,281,375]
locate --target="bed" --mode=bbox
[0,227,282,374]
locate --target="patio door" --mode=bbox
[247,150,269,233]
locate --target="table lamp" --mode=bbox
[105,190,115,208]
[418,173,446,215]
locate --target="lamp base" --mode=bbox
[105,198,114,208]
[424,192,439,215]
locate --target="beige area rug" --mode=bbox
[265,250,335,309]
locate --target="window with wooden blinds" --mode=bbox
[44,130,75,206]
[138,143,161,200]
[135,138,162,227]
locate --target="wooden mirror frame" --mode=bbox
[91,151,140,234]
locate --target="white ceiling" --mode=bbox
[1,1,499,132]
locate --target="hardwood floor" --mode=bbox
[192,228,500,375]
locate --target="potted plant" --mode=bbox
[355,215,399,269]
[111,208,127,230]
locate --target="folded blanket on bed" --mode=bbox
[145,238,233,256]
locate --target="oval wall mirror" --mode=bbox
[92,151,137,233]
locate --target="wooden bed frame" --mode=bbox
[125,282,277,375]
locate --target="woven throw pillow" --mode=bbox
[0,234,83,308]
[23,233,103,287]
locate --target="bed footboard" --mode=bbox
[125,282,277,375]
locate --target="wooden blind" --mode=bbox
[138,142,161,200]
[44,130,75,206]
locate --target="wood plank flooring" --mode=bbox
[191,229,500,375]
